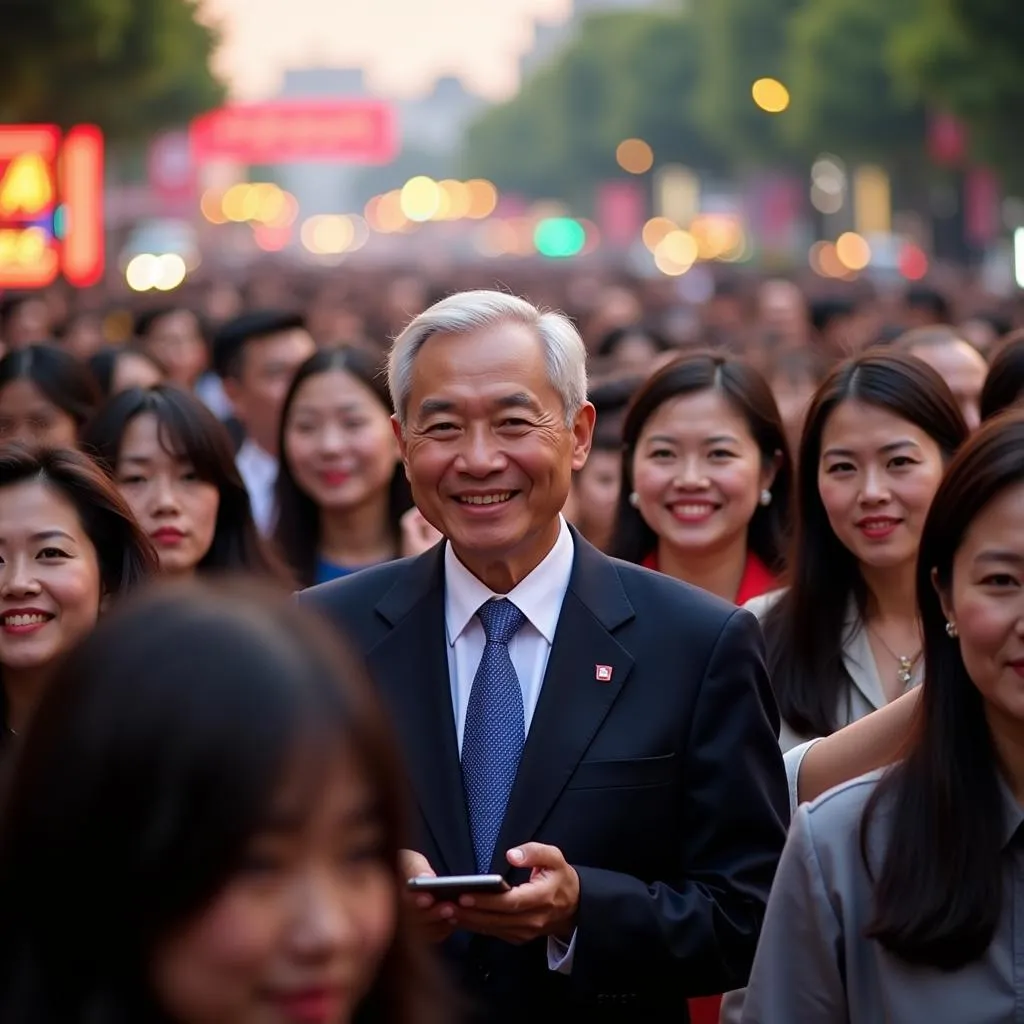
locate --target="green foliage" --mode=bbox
[784,0,928,166]
[464,10,722,203]
[0,0,225,140]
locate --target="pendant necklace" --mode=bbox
[870,628,921,688]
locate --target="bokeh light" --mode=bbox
[899,243,929,281]
[642,216,677,252]
[400,176,441,222]
[654,230,698,276]
[153,254,187,291]
[200,189,227,225]
[465,179,499,220]
[126,253,160,291]
[616,139,654,175]
[439,180,472,220]
[752,78,790,114]
[835,231,871,271]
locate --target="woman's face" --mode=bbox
[112,352,163,395]
[115,413,220,577]
[0,379,78,447]
[940,480,1024,732]
[152,754,398,1024]
[631,388,774,558]
[573,449,621,547]
[818,400,946,572]
[283,371,398,515]
[0,479,101,676]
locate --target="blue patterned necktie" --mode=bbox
[461,598,527,874]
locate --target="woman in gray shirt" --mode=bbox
[744,411,1024,1023]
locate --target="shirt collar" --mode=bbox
[996,773,1024,849]
[444,516,574,647]
[237,438,278,482]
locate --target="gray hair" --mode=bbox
[388,290,588,429]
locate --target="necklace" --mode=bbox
[869,627,921,688]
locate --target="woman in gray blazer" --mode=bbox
[744,412,1024,1022]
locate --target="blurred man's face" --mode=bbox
[4,298,51,349]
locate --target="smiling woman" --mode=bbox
[82,386,290,584]
[0,444,155,743]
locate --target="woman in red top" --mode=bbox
[611,351,792,605]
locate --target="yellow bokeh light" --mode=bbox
[301,215,355,255]
[654,230,699,275]
[465,179,498,219]
[15,227,46,264]
[439,180,472,220]
[126,253,160,291]
[642,217,677,253]
[200,189,227,225]
[250,184,286,225]
[154,254,187,291]
[222,183,259,223]
[752,78,790,114]
[616,138,654,175]
[376,191,408,233]
[400,176,441,222]
[835,231,871,271]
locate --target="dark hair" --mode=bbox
[860,410,1024,969]
[596,324,670,361]
[0,581,446,1023]
[905,286,951,323]
[82,386,290,583]
[0,294,46,333]
[610,351,793,573]
[980,329,1024,421]
[0,345,100,431]
[275,348,413,587]
[588,375,642,451]
[213,309,307,380]
[133,306,196,340]
[0,444,157,736]
[762,352,969,737]
[809,298,855,335]
[86,347,162,399]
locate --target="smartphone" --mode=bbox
[407,874,511,897]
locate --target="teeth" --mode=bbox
[458,493,512,505]
[4,614,49,627]
[673,504,715,516]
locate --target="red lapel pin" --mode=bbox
[595,664,613,682]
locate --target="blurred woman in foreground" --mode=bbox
[0,582,446,1024]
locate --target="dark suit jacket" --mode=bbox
[299,530,789,1023]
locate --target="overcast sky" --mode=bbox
[200,0,571,100]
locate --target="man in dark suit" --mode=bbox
[300,290,788,1022]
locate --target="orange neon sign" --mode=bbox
[0,124,104,290]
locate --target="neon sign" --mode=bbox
[0,124,104,289]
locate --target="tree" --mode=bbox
[892,0,1024,183]
[691,0,805,167]
[0,0,224,140]
[783,0,929,170]
[463,10,722,205]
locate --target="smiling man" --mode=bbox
[300,291,788,1023]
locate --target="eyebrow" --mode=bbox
[974,550,1024,566]
[417,392,541,417]
[645,434,741,446]
[0,529,75,545]
[118,452,187,466]
[822,440,921,458]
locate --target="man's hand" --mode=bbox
[453,843,580,945]
[400,849,459,944]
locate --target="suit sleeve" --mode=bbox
[569,607,790,998]
[740,806,848,1023]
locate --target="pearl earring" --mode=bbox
[759,489,773,507]
[629,491,640,508]
[945,621,958,638]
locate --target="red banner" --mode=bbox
[964,167,1000,246]
[596,181,646,247]
[189,101,398,164]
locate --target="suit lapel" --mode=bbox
[366,546,475,876]
[489,535,635,873]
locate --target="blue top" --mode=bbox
[314,557,388,585]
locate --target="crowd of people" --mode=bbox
[0,263,1022,1022]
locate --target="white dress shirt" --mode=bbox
[236,438,278,536]
[443,514,577,973]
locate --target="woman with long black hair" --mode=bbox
[745,409,1024,1021]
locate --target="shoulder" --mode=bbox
[742,586,788,620]
[796,769,890,861]
[299,556,417,613]
[604,554,744,629]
